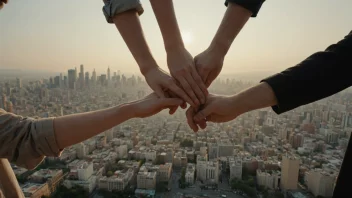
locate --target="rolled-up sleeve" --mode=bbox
[102,0,144,24]
[225,0,265,17]
[0,109,62,170]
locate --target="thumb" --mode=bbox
[194,106,212,122]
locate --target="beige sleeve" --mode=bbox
[0,109,62,170]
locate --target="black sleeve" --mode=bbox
[261,31,352,114]
[225,0,265,17]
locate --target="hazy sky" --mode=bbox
[0,0,351,76]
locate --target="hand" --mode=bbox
[194,48,224,87]
[186,106,207,133]
[0,0,8,9]
[143,67,191,110]
[187,94,240,131]
[130,93,183,118]
[167,48,208,106]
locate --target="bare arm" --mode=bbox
[112,11,157,75]
[149,0,184,51]
[0,159,24,198]
[0,94,182,169]
[194,2,252,87]
[209,3,252,57]
[150,0,208,105]
[54,104,132,149]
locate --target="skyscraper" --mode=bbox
[92,69,97,85]
[107,67,111,82]
[281,155,300,190]
[80,64,85,88]
[68,69,76,89]
[59,73,63,88]
[85,72,90,87]
[16,78,22,89]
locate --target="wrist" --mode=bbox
[165,42,185,54]
[139,60,159,76]
[208,41,229,58]
[229,94,248,117]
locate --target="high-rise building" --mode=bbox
[281,155,300,190]
[85,72,90,87]
[80,64,85,88]
[305,169,337,197]
[68,69,76,89]
[92,69,97,85]
[59,73,63,88]
[16,78,22,89]
[54,76,60,87]
[229,158,242,180]
[107,67,111,82]
[100,75,107,86]
[64,76,68,88]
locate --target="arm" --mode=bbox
[106,2,195,107]
[194,2,253,87]
[0,94,182,169]
[191,31,352,130]
[261,31,352,114]
[112,10,157,75]
[150,0,208,106]
[0,159,24,198]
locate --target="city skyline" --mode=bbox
[1,0,351,74]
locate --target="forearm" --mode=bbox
[262,31,352,114]
[150,0,184,52]
[233,82,278,115]
[54,104,134,149]
[0,159,24,198]
[112,11,158,75]
[209,3,252,56]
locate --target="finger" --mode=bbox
[184,73,205,104]
[180,101,187,109]
[194,106,212,123]
[168,91,187,110]
[0,2,3,9]
[191,70,208,96]
[168,80,196,107]
[205,72,217,88]
[161,98,183,107]
[186,107,198,132]
[198,120,207,129]
[195,64,210,84]
[178,77,200,107]
[154,86,166,98]
[164,92,178,114]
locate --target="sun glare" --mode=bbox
[181,31,193,45]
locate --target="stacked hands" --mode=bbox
[138,46,233,133]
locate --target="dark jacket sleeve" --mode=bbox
[225,0,265,17]
[261,31,352,114]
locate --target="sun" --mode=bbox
[181,31,193,45]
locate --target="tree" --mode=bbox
[107,171,113,177]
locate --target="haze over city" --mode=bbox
[0,1,352,198]
[1,0,351,74]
